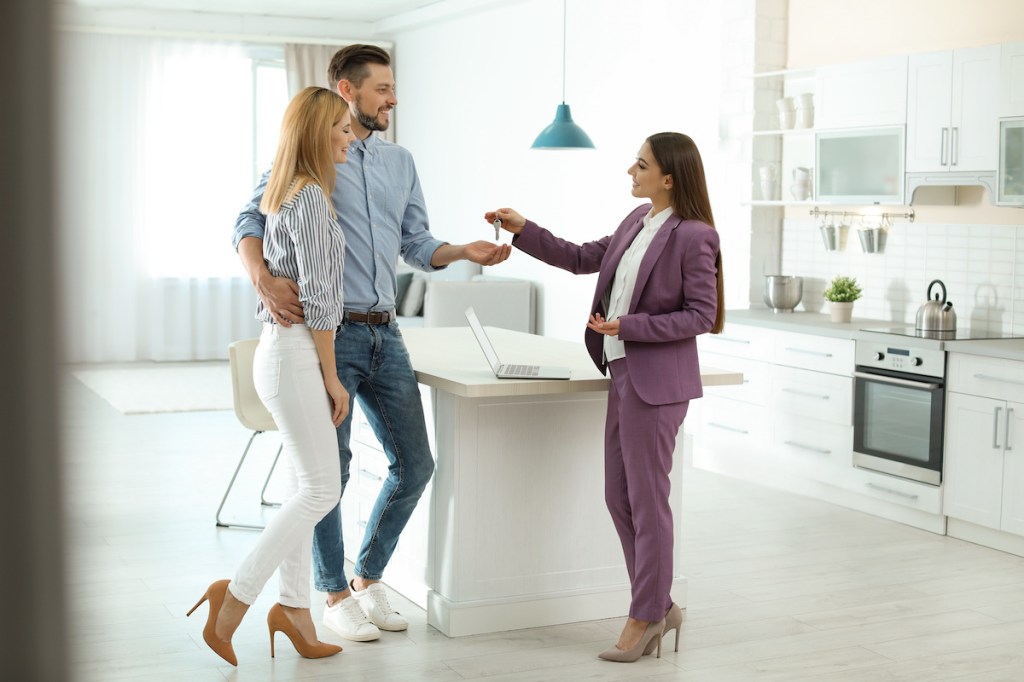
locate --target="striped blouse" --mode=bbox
[255,182,345,330]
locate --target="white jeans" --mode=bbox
[229,323,341,609]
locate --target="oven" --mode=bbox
[852,341,946,486]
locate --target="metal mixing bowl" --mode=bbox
[763,275,803,313]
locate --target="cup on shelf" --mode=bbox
[795,107,815,128]
[775,97,796,130]
[793,92,814,128]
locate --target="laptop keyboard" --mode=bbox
[500,364,540,377]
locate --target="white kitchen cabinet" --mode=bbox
[1003,405,1024,535]
[815,55,908,129]
[943,392,1006,529]
[998,117,1024,205]
[695,325,854,489]
[906,45,1000,173]
[815,126,905,204]
[944,353,1024,538]
[999,40,1024,117]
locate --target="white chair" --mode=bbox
[217,338,282,530]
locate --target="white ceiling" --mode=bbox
[65,0,481,23]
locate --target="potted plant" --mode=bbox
[823,275,862,323]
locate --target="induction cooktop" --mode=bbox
[860,326,1024,341]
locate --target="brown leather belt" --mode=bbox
[343,309,395,325]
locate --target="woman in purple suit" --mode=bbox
[486,132,724,663]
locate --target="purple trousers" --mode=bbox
[605,358,689,622]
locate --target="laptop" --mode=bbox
[464,307,571,380]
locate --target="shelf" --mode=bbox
[751,67,816,79]
[746,201,817,207]
[751,128,817,137]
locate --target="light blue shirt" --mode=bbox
[233,133,447,312]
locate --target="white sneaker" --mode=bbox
[322,596,381,641]
[351,581,408,631]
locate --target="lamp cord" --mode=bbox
[561,0,567,103]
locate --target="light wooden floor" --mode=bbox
[63,369,1024,681]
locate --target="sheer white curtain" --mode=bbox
[284,43,338,94]
[57,32,268,362]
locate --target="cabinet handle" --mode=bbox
[951,127,959,166]
[783,346,833,358]
[1007,407,1014,452]
[866,482,919,500]
[708,422,749,435]
[716,337,752,345]
[994,406,1002,449]
[940,127,949,166]
[853,371,941,390]
[782,387,830,400]
[783,440,831,455]
[973,373,1024,386]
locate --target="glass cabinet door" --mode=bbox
[998,117,1024,205]
[815,126,905,204]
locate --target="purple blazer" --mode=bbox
[513,204,720,406]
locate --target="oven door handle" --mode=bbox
[853,371,941,390]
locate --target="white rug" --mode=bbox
[72,363,233,414]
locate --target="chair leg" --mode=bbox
[216,430,270,531]
[260,445,283,507]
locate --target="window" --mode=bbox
[141,43,288,278]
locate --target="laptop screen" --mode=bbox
[465,307,501,371]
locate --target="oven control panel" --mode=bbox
[855,343,946,378]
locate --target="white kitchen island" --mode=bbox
[383,326,742,637]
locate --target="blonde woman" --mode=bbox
[188,86,356,665]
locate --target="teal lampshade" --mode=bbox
[531,103,594,149]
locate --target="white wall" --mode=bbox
[391,0,726,341]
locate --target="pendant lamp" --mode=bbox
[531,0,594,149]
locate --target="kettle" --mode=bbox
[915,279,957,332]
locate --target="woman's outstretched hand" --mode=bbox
[484,208,527,235]
[587,313,620,337]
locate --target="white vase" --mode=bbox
[829,301,854,323]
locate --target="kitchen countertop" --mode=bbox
[723,308,1024,362]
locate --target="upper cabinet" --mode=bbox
[815,56,908,129]
[1000,40,1024,117]
[906,45,1000,173]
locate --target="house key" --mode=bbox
[492,218,502,240]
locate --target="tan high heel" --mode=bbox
[644,602,682,655]
[186,579,238,667]
[267,603,343,659]
[598,618,666,662]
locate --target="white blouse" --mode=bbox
[603,206,673,363]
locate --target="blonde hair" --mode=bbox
[260,86,349,216]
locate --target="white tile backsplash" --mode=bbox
[779,219,1024,336]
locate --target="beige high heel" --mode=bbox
[186,579,238,666]
[645,602,682,655]
[598,618,666,663]
[267,603,343,659]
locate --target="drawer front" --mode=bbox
[772,366,853,425]
[843,468,943,514]
[695,397,771,452]
[699,323,775,362]
[773,331,854,375]
[774,418,853,483]
[947,353,1024,402]
[700,352,771,406]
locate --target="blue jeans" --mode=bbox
[312,320,434,590]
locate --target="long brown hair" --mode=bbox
[260,86,348,216]
[646,132,725,334]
